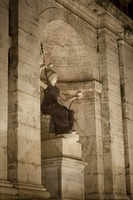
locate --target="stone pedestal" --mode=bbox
[42,134,86,200]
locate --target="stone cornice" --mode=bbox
[57,80,102,94]
[54,0,98,28]
[53,0,133,46]
[98,12,123,37]
[98,12,133,46]
[118,39,133,51]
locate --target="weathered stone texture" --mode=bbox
[0,0,133,199]
[7,1,50,199]
[118,40,133,197]
[42,134,86,200]
[39,0,99,82]
[0,0,9,181]
[49,81,104,196]
[98,28,127,196]
[8,0,42,185]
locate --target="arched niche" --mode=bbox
[40,20,91,82]
[39,6,98,82]
[39,6,99,141]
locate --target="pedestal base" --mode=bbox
[0,181,50,200]
[42,157,86,200]
[14,183,50,199]
[0,180,17,200]
[41,133,86,200]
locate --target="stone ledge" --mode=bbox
[42,157,87,168]
[13,183,50,200]
[58,80,102,94]
[0,180,17,198]
[0,182,50,200]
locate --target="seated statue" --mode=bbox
[40,63,83,135]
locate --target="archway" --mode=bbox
[40,20,91,82]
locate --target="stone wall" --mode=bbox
[8,0,42,185]
[39,0,99,82]
[1,0,50,199]
[118,40,133,199]
[0,0,133,199]
[0,0,9,181]
[98,28,127,198]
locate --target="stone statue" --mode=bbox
[40,63,83,135]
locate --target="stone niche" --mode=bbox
[39,19,94,82]
[40,1,99,200]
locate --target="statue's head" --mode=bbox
[47,63,55,70]
[40,63,57,85]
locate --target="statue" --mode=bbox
[40,63,83,135]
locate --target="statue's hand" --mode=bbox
[76,91,83,99]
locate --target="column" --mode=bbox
[118,40,133,199]
[98,28,128,199]
[77,81,104,200]
[0,0,17,198]
[8,0,50,199]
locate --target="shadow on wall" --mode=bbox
[109,0,120,9]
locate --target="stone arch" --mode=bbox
[39,6,98,82]
[40,20,91,82]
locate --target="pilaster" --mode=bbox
[98,28,128,199]
[0,0,17,198]
[118,39,133,199]
[7,0,50,199]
